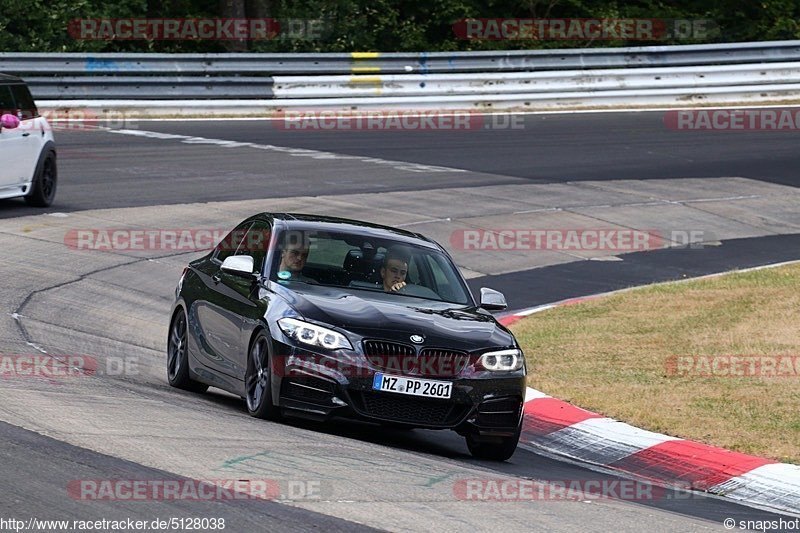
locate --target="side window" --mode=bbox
[0,86,14,115]
[214,222,254,264]
[307,237,351,267]
[9,84,38,119]
[424,254,455,301]
[237,221,271,274]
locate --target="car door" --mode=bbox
[192,220,271,380]
[0,85,28,190]
[9,83,44,182]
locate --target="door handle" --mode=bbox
[212,272,222,284]
[21,132,30,137]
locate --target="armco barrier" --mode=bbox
[24,63,800,101]
[36,83,800,116]
[3,40,800,76]
[2,40,800,111]
[271,62,800,99]
[24,76,275,100]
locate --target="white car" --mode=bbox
[0,74,57,207]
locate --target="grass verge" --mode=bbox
[514,263,800,464]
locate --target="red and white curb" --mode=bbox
[518,386,800,515]
[503,263,800,515]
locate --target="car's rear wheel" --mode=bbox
[245,331,280,420]
[465,422,522,461]
[167,309,208,393]
[25,151,57,207]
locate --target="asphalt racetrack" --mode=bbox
[1,110,799,531]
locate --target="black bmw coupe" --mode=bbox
[168,213,527,460]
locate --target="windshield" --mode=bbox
[269,229,472,305]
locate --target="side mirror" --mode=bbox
[479,287,507,311]
[220,255,256,278]
[0,113,20,130]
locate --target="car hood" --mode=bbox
[271,282,514,351]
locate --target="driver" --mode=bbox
[381,247,411,293]
[277,233,315,283]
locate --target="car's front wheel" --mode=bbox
[245,331,280,420]
[167,309,208,393]
[25,151,57,207]
[465,422,522,461]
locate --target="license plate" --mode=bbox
[372,373,452,399]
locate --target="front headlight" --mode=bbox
[478,348,524,371]
[278,317,353,350]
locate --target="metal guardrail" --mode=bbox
[2,40,799,106]
[29,63,800,100]
[3,41,800,75]
[25,76,274,99]
[271,63,800,99]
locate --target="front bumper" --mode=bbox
[274,342,526,435]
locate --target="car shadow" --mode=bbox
[193,386,794,525]
[196,386,469,459]
[0,198,77,219]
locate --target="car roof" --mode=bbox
[262,213,441,249]
[0,73,24,83]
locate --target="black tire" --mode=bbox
[167,309,208,393]
[465,422,522,461]
[245,331,280,420]
[25,150,57,207]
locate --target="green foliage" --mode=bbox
[0,0,796,53]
